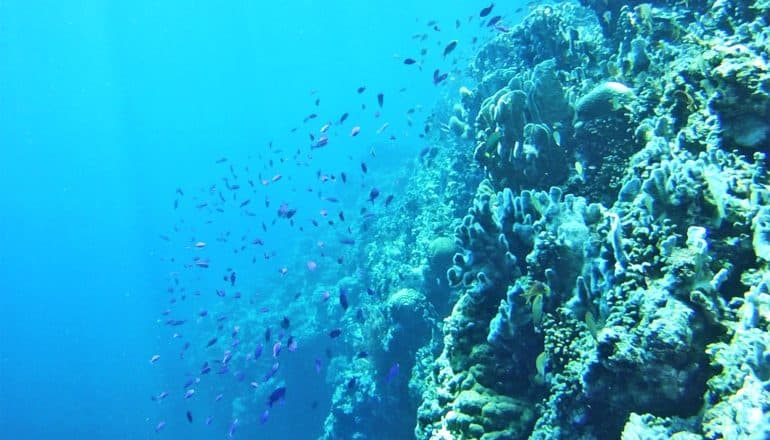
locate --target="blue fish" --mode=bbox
[268,386,286,407]
[228,418,238,438]
[386,362,400,383]
[254,344,263,360]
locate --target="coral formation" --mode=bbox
[417,0,770,438]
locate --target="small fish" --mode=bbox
[260,409,269,424]
[264,362,280,381]
[368,188,380,203]
[340,172,347,183]
[339,237,355,245]
[254,343,264,360]
[329,328,342,338]
[339,290,349,310]
[155,421,166,433]
[184,389,195,399]
[281,316,290,329]
[151,391,169,401]
[351,126,361,137]
[357,86,366,94]
[307,260,318,271]
[384,194,394,206]
[443,40,458,57]
[339,112,349,124]
[194,241,206,248]
[186,410,193,423]
[265,328,272,342]
[432,69,448,85]
[205,416,213,425]
[228,418,239,438]
[356,351,369,358]
[377,93,384,107]
[480,3,494,17]
[486,15,502,27]
[403,58,417,65]
[314,358,322,374]
[268,386,287,407]
[273,341,282,358]
[150,354,161,364]
[360,162,368,173]
[239,199,250,208]
[386,362,400,383]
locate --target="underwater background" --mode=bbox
[2,0,770,439]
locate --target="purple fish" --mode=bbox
[314,358,322,374]
[329,328,342,338]
[260,409,269,424]
[339,291,349,310]
[222,350,232,365]
[151,391,168,401]
[287,337,298,352]
[267,386,286,407]
[273,341,282,358]
[386,362,400,383]
[368,188,380,203]
[215,393,224,402]
[254,343,264,360]
[205,415,213,425]
[264,362,280,381]
[184,388,195,399]
[154,421,166,432]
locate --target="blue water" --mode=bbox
[0,1,524,438]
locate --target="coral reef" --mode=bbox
[418,0,770,438]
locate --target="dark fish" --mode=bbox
[480,3,494,17]
[329,328,342,338]
[403,58,417,65]
[433,69,448,85]
[265,327,271,342]
[268,386,286,407]
[368,187,380,203]
[229,272,237,286]
[357,86,366,94]
[339,290,349,310]
[254,343,263,360]
[314,358,322,374]
[339,112,349,124]
[338,211,345,222]
[339,237,355,245]
[240,199,250,208]
[186,411,193,423]
[443,40,458,57]
[207,337,218,347]
[314,98,320,106]
[281,316,290,330]
[356,351,369,358]
[384,194,394,206]
[360,162,368,173]
[377,93,384,108]
[367,287,376,296]
[487,15,502,27]
[216,157,228,164]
